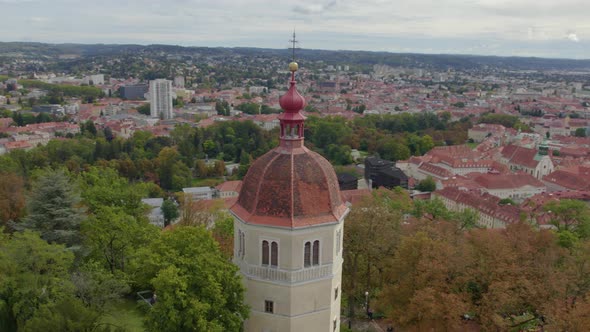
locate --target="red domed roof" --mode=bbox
[231,61,347,228]
[279,81,306,113]
[231,145,347,228]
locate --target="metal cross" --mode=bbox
[289,30,299,62]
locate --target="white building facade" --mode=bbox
[148,79,174,120]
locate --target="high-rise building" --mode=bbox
[148,79,174,119]
[230,62,349,332]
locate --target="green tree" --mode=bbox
[195,159,209,178]
[137,103,151,116]
[18,169,83,246]
[575,128,587,137]
[82,206,157,274]
[211,160,226,177]
[132,226,248,331]
[545,199,590,246]
[0,230,103,331]
[215,100,230,116]
[171,124,196,167]
[82,120,97,138]
[416,176,436,192]
[156,147,191,191]
[454,208,479,230]
[237,150,252,179]
[413,198,453,220]
[161,198,179,227]
[499,198,516,205]
[79,166,147,218]
[71,261,130,311]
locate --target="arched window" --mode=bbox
[304,242,311,267]
[313,240,320,266]
[262,240,269,265]
[271,242,278,267]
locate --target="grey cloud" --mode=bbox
[293,0,338,15]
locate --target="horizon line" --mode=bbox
[1,40,589,62]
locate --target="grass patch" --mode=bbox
[191,177,224,187]
[466,142,479,149]
[100,298,146,332]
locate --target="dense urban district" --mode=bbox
[1,42,590,331]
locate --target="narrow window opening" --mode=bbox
[262,240,269,265]
[313,240,320,266]
[304,241,311,267]
[270,241,278,267]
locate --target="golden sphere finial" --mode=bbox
[289,62,299,72]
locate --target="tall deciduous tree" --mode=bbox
[132,226,248,331]
[82,206,157,274]
[79,166,147,218]
[156,147,191,190]
[545,199,590,246]
[343,189,406,320]
[0,230,103,331]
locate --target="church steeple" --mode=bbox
[278,62,306,148]
[231,33,348,332]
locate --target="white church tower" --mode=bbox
[230,61,349,332]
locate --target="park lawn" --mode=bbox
[191,177,225,187]
[100,299,146,332]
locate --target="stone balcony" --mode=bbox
[237,261,334,284]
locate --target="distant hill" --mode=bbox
[1,41,590,71]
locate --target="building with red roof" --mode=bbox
[469,172,546,202]
[215,180,242,198]
[499,144,554,179]
[433,187,521,228]
[543,166,590,192]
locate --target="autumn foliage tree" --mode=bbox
[374,217,589,331]
[342,188,409,319]
[0,172,26,227]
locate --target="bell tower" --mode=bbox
[230,52,348,332]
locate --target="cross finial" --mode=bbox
[289,30,298,62]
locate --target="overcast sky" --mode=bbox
[1,0,588,59]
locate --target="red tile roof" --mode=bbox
[232,146,347,229]
[434,187,520,225]
[501,144,539,168]
[340,189,371,206]
[215,180,242,193]
[418,162,453,178]
[471,172,545,190]
[543,169,590,191]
